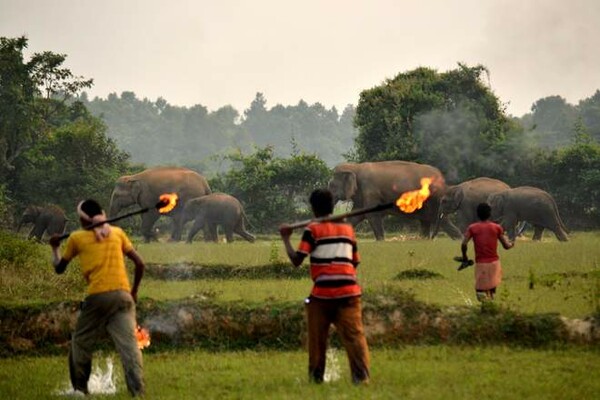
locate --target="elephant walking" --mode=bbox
[183,193,255,243]
[17,205,67,241]
[487,186,569,242]
[328,161,462,240]
[436,177,511,235]
[109,167,211,242]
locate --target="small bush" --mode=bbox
[395,268,444,280]
[0,229,85,304]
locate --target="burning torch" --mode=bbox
[285,177,434,230]
[55,193,179,242]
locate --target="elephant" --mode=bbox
[17,204,67,241]
[435,177,511,235]
[182,193,255,243]
[487,186,569,242]
[328,161,463,240]
[109,167,212,242]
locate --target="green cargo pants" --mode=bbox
[69,290,145,396]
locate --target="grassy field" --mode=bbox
[2,346,599,399]
[2,231,599,317]
[137,231,600,317]
[1,231,599,398]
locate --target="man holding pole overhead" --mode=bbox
[279,188,370,384]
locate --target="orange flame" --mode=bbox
[396,177,433,213]
[136,325,151,350]
[158,193,178,214]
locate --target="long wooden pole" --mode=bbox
[286,202,395,229]
[56,198,171,242]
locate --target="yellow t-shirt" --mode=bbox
[62,226,134,295]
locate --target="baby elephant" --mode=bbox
[17,204,67,241]
[183,193,255,243]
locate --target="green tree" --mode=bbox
[0,36,92,185]
[520,95,577,149]
[353,64,516,182]
[0,37,38,179]
[211,146,331,231]
[578,90,600,141]
[15,115,130,213]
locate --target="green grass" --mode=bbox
[133,231,600,317]
[1,346,599,399]
[2,232,599,317]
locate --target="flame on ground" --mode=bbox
[136,326,151,350]
[396,177,433,213]
[158,193,178,214]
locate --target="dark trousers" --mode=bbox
[305,296,370,384]
[69,290,144,396]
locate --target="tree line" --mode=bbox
[1,36,599,233]
[80,91,357,170]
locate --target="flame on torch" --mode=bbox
[136,325,151,350]
[158,193,178,214]
[396,177,433,213]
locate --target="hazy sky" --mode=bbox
[2,0,599,116]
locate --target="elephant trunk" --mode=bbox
[431,211,444,238]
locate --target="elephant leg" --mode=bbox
[29,224,45,241]
[532,225,544,241]
[503,217,517,241]
[418,220,430,238]
[187,219,204,243]
[224,226,234,243]
[366,214,385,241]
[140,213,160,242]
[204,224,218,242]
[170,213,184,241]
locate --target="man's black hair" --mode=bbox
[80,199,103,218]
[309,189,334,217]
[477,202,492,221]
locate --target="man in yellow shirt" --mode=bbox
[50,199,146,396]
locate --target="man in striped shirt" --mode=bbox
[280,189,370,384]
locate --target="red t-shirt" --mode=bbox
[464,221,504,263]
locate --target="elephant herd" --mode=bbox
[17,163,569,243]
[18,167,255,244]
[327,161,569,242]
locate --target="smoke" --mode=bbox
[414,102,524,183]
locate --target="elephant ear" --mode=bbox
[341,171,357,200]
[450,187,464,211]
[130,179,149,205]
[488,193,504,216]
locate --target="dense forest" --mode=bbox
[1,36,600,233]
[81,91,357,171]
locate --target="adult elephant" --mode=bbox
[183,193,255,243]
[328,161,462,240]
[17,204,67,241]
[435,177,511,235]
[109,167,211,242]
[487,186,569,242]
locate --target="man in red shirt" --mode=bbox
[280,189,370,384]
[461,202,514,301]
